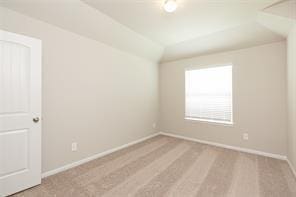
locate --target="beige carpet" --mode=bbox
[13,135,296,197]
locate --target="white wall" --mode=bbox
[0,7,158,172]
[287,26,296,171]
[159,42,288,156]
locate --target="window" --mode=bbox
[185,65,233,124]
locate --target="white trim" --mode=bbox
[185,63,233,71]
[159,132,287,160]
[287,159,296,178]
[41,131,295,180]
[184,117,234,126]
[41,132,160,178]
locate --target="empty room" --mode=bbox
[0,0,296,196]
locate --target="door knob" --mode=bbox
[33,117,40,123]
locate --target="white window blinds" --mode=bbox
[185,65,233,123]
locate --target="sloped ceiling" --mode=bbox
[83,0,280,46]
[162,22,284,62]
[257,0,296,37]
[0,0,164,62]
[263,0,296,20]
[1,0,294,63]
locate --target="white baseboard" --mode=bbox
[287,159,296,178]
[42,131,295,179]
[42,132,160,178]
[159,132,287,160]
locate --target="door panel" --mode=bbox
[0,30,41,196]
[0,129,28,177]
[0,41,30,114]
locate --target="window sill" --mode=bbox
[184,117,234,127]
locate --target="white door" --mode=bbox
[0,30,41,196]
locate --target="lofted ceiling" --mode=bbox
[1,0,294,62]
[0,0,164,62]
[162,22,284,62]
[83,0,281,46]
[263,0,296,19]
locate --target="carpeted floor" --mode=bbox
[12,135,296,197]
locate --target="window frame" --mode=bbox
[184,63,234,126]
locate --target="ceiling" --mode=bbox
[0,0,164,62]
[1,0,293,62]
[162,22,284,62]
[83,0,281,46]
[263,0,296,19]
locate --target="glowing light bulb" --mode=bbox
[164,0,177,13]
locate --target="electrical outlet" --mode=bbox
[71,142,78,151]
[152,123,157,129]
[243,133,249,140]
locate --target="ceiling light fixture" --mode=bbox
[164,0,177,13]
